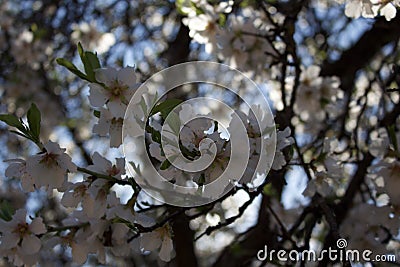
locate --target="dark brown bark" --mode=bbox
[172,213,199,267]
[163,21,191,66]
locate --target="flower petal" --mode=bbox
[71,242,88,264]
[89,84,108,107]
[93,109,111,136]
[0,233,20,249]
[110,119,123,148]
[116,158,126,176]
[95,68,118,85]
[21,235,41,255]
[159,237,173,262]
[44,141,63,154]
[30,217,46,235]
[381,3,397,21]
[5,162,24,178]
[13,209,27,223]
[61,191,80,207]
[140,232,160,251]
[117,67,137,85]
[58,154,77,172]
[89,152,112,173]
[108,100,126,118]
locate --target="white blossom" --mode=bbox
[140,224,174,262]
[61,181,91,208]
[344,0,374,19]
[0,209,46,266]
[87,152,125,178]
[5,159,35,192]
[25,141,76,191]
[93,108,124,147]
[295,65,340,122]
[271,127,294,170]
[89,67,139,118]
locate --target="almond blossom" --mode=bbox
[368,159,400,210]
[341,0,400,20]
[272,127,295,170]
[89,67,139,118]
[182,0,232,53]
[295,65,341,122]
[25,141,76,191]
[89,67,140,147]
[93,107,124,147]
[140,224,174,262]
[5,159,35,192]
[87,152,125,179]
[63,153,126,218]
[371,0,398,20]
[44,211,106,265]
[61,180,91,208]
[303,138,344,197]
[344,0,375,19]
[217,10,275,71]
[0,209,46,266]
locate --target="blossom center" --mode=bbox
[13,222,29,237]
[40,152,58,167]
[73,184,87,198]
[111,117,123,126]
[107,165,120,176]
[97,187,108,201]
[110,82,128,99]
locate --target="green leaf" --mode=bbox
[0,114,24,131]
[146,125,161,143]
[0,200,14,222]
[78,42,101,82]
[84,52,101,82]
[85,51,101,71]
[165,112,181,136]
[218,13,227,27]
[197,173,205,186]
[27,103,41,140]
[77,42,84,58]
[56,58,89,81]
[262,183,276,197]
[94,110,101,118]
[160,159,171,170]
[175,0,193,15]
[140,96,148,115]
[150,99,183,118]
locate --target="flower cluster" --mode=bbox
[2,0,400,265]
[181,0,279,74]
[0,209,46,266]
[90,67,140,147]
[341,0,400,21]
[294,65,341,124]
[6,141,76,192]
